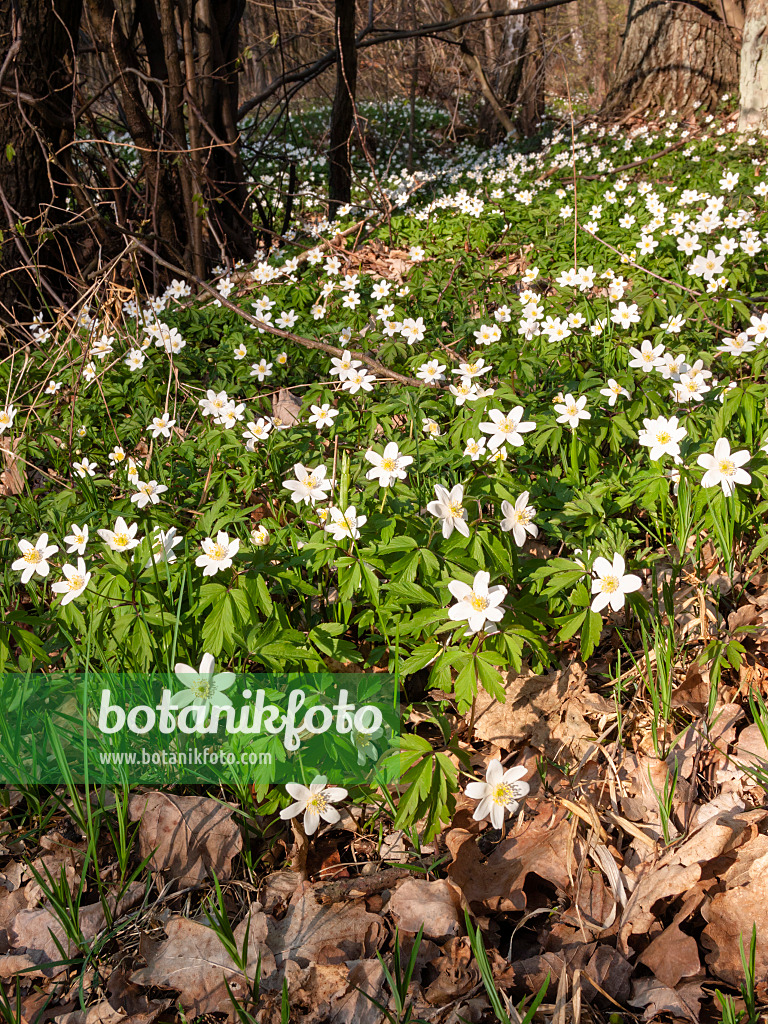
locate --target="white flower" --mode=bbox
[171,653,235,711]
[417,364,448,387]
[591,553,642,613]
[658,351,688,381]
[130,479,168,508]
[243,418,272,449]
[689,250,725,281]
[422,418,441,437]
[98,517,141,553]
[0,405,17,433]
[308,404,338,430]
[64,524,89,555]
[629,340,665,372]
[199,390,230,419]
[72,457,98,478]
[453,358,492,381]
[473,324,501,346]
[447,570,506,635]
[697,437,751,496]
[401,316,426,344]
[610,302,641,328]
[718,333,756,357]
[463,437,487,461]
[427,484,469,539]
[500,492,538,547]
[11,533,59,583]
[250,360,273,381]
[660,314,686,334]
[638,415,687,462]
[464,759,529,829]
[554,394,590,428]
[449,381,481,406]
[195,531,240,576]
[148,413,175,438]
[325,505,366,542]
[280,776,348,836]
[342,369,376,394]
[365,442,413,487]
[746,313,768,340]
[478,407,536,451]
[251,524,269,547]
[599,379,629,406]
[284,463,332,505]
[276,309,298,330]
[51,558,91,605]
[144,526,183,567]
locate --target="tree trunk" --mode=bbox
[478,0,528,142]
[594,0,609,101]
[329,0,357,219]
[567,0,585,64]
[739,0,768,131]
[517,11,546,136]
[0,0,83,316]
[603,0,740,115]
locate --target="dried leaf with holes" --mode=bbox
[128,793,242,889]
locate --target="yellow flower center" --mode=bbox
[113,450,125,462]
[0,413,9,424]
[449,502,464,519]
[381,458,396,471]
[492,782,515,806]
[656,431,671,445]
[69,574,85,591]
[514,509,531,525]
[76,534,84,545]
[307,792,329,814]
[470,592,489,612]
[567,403,578,416]
[303,475,317,489]
[23,549,42,564]
[600,575,619,594]
[114,533,129,548]
[718,459,735,476]
[212,543,228,560]
[191,679,211,700]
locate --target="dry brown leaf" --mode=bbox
[447,805,576,912]
[330,960,389,1024]
[8,883,144,978]
[388,878,463,940]
[266,883,385,969]
[128,792,242,889]
[472,663,586,752]
[130,911,276,1019]
[424,937,478,1005]
[0,437,25,496]
[272,388,302,427]
[55,1002,125,1024]
[258,869,300,913]
[638,919,700,987]
[628,977,704,1023]
[701,833,768,988]
[618,809,768,954]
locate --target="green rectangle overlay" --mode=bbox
[0,672,399,787]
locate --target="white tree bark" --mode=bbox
[739,0,768,132]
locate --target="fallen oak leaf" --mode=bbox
[130,912,276,1020]
[388,878,464,941]
[128,792,242,889]
[266,882,385,969]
